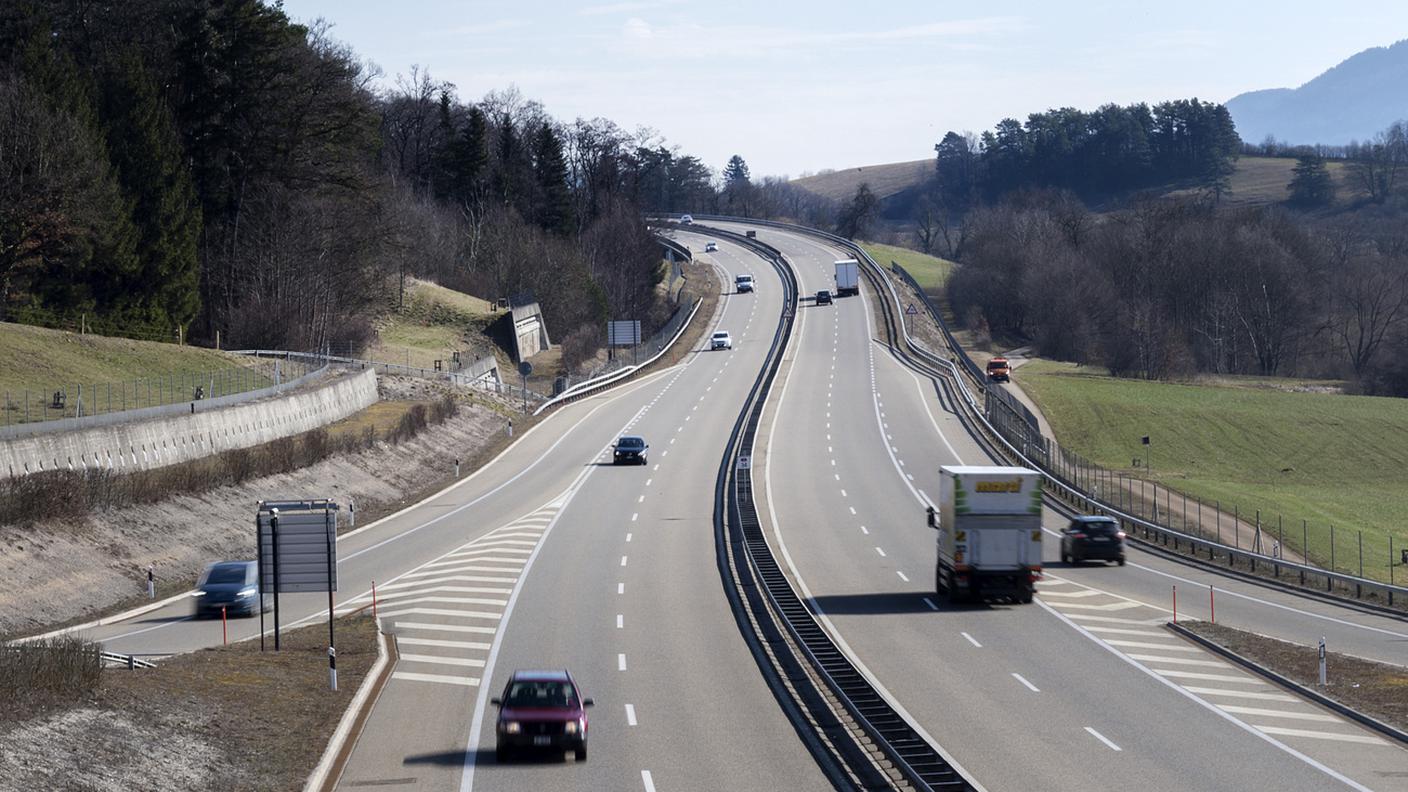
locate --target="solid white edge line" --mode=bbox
[1036,599,1376,791]
[759,230,992,792]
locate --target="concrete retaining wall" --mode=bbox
[0,369,378,479]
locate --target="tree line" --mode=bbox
[0,0,814,367]
[945,190,1408,394]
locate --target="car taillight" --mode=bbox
[1070,533,1086,540]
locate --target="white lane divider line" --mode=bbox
[399,637,492,650]
[860,525,869,534]
[962,632,982,648]
[849,506,857,515]
[875,547,887,557]
[896,570,909,582]
[626,703,638,726]
[626,533,633,542]
[1219,706,1340,723]
[923,598,939,611]
[1155,669,1267,684]
[394,622,498,635]
[840,489,848,497]
[400,654,487,669]
[1126,654,1228,668]
[632,513,638,522]
[1085,726,1122,751]
[1103,640,1202,653]
[617,614,624,629]
[617,583,625,594]
[621,555,629,567]
[1012,673,1040,692]
[1182,686,1297,703]
[641,770,657,792]
[1254,726,1389,745]
[618,653,628,671]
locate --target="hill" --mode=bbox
[790,159,932,203]
[1227,38,1408,145]
[0,322,253,398]
[366,278,499,371]
[1158,155,1352,208]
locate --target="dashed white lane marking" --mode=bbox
[860,526,869,535]
[896,570,909,582]
[631,513,638,522]
[1254,726,1389,745]
[1012,673,1040,692]
[961,632,982,648]
[875,547,887,557]
[653,464,660,471]
[392,671,480,687]
[618,653,628,671]
[840,489,848,497]
[849,506,857,515]
[642,770,657,792]
[617,583,625,594]
[626,533,633,542]
[637,495,644,503]
[645,478,652,486]
[1183,686,1297,703]
[617,614,624,629]
[834,474,841,481]
[620,555,628,566]
[1085,726,1122,751]
[923,598,939,611]
[625,703,638,726]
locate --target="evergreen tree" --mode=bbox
[835,183,879,239]
[532,124,573,234]
[98,51,202,326]
[723,154,750,186]
[722,154,753,215]
[1287,154,1335,207]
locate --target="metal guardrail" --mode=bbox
[701,213,1408,609]
[100,650,157,669]
[693,220,978,791]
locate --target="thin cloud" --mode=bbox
[611,16,1028,59]
[580,0,684,16]
[431,18,528,37]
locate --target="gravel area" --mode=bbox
[0,614,378,792]
[1182,620,1408,733]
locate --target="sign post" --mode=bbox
[257,500,339,656]
[518,361,533,412]
[1141,435,1151,475]
[1318,637,1327,686]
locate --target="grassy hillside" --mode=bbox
[860,242,954,292]
[0,322,251,396]
[791,159,932,202]
[1015,360,1408,580]
[367,278,499,370]
[793,155,1354,211]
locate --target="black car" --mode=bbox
[815,289,833,305]
[195,560,267,617]
[612,435,648,465]
[492,669,593,762]
[1061,516,1126,565]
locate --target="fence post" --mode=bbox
[1357,532,1363,598]
[1233,505,1239,550]
[1216,501,1221,545]
[1391,536,1395,605]
[1330,525,1335,574]
[1302,520,1308,585]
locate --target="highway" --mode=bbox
[64,217,1408,791]
[709,219,1408,792]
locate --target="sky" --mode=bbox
[280,0,1408,179]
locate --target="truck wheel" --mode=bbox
[1019,587,1034,604]
[935,568,948,595]
[1117,557,1126,567]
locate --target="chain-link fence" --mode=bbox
[889,259,1406,588]
[1,359,313,430]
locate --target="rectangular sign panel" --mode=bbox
[256,502,338,593]
[607,320,641,346]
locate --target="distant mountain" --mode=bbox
[1227,39,1408,145]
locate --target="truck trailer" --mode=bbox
[834,259,859,296]
[929,466,1043,604]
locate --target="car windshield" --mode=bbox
[988,361,1007,370]
[618,437,644,449]
[713,332,728,339]
[204,565,246,585]
[505,680,578,709]
[1081,521,1119,535]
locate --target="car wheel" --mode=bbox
[575,744,587,762]
[1117,557,1126,567]
[496,745,508,763]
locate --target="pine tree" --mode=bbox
[98,51,202,326]
[1288,154,1336,207]
[533,124,573,234]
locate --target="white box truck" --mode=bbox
[928,466,1043,604]
[834,259,859,296]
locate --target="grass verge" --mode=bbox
[1180,621,1407,734]
[859,241,955,293]
[1015,359,1408,581]
[0,614,379,791]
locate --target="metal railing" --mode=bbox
[668,213,1408,609]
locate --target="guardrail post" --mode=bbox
[1357,532,1363,598]
[1301,520,1308,585]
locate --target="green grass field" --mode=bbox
[367,278,498,370]
[860,242,955,292]
[0,322,251,396]
[1015,360,1408,580]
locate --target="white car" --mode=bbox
[704,241,718,252]
[710,331,733,350]
[680,214,694,224]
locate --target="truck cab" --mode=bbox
[986,357,1011,382]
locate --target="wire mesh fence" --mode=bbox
[1,359,313,430]
[888,258,1407,589]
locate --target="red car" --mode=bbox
[492,669,594,761]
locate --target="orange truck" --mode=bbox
[986,356,1011,382]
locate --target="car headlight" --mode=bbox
[564,720,579,735]
[238,587,257,598]
[503,721,521,734]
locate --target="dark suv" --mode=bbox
[815,289,833,305]
[1061,516,1126,565]
[492,670,593,761]
[612,435,648,465]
